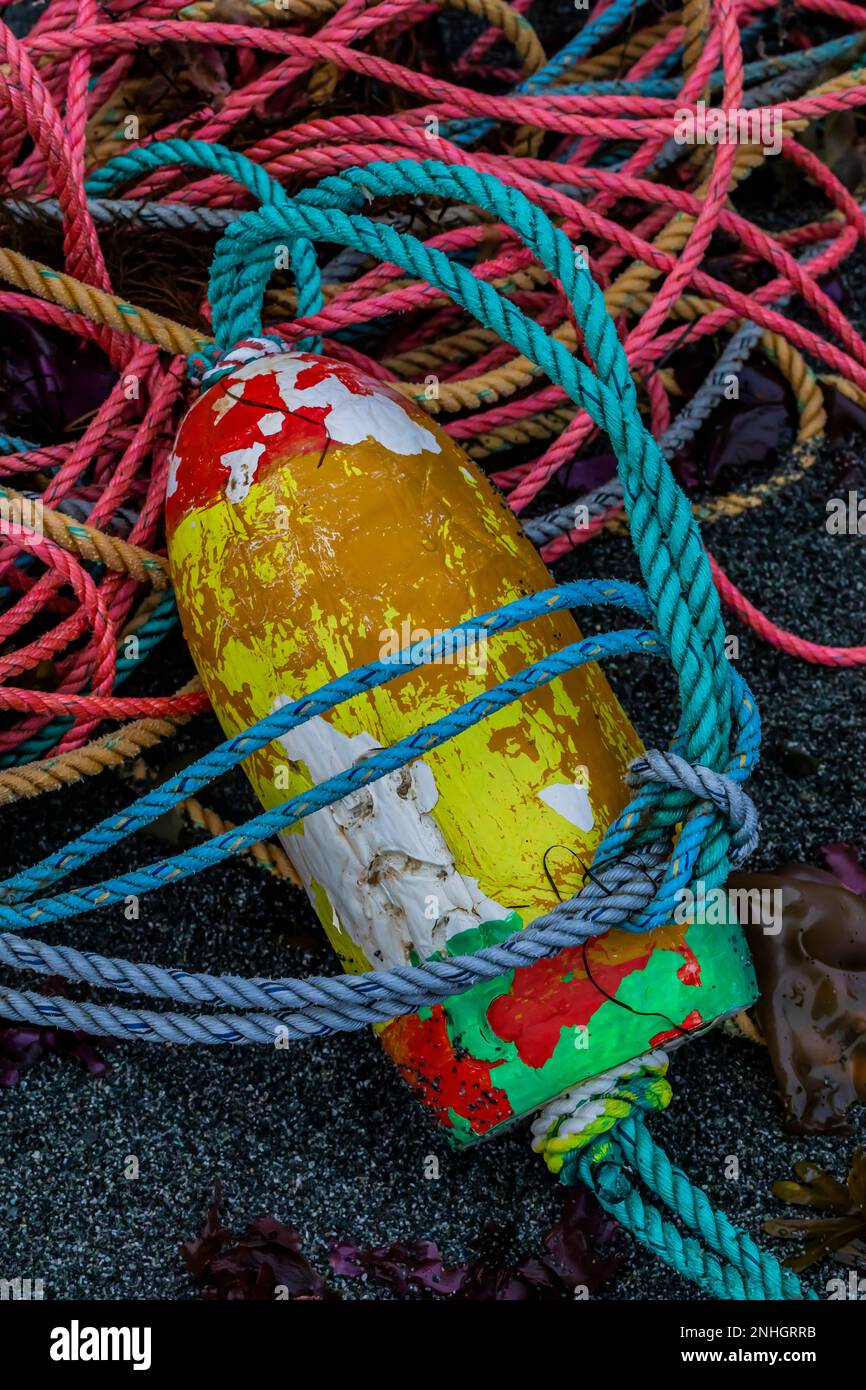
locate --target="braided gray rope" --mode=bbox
[0,848,668,1039]
[627,749,758,858]
[523,208,854,549]
[3,196,242,232]
[524,319,766,545]
[1,197,453,244]
[0,755,757,1044]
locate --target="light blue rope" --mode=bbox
[449,0,650,145]
[0,618,742,930]
[0,431,38,454]
[3,142,798,1302]
[24,147,742,1018]
[0,603,758,1037]
[1,582,647,898]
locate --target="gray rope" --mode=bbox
[627,749,759,859]
[523,320,765,545]
[2,199,423,254]
[0,755,757,1043]
[0,848,667,1030]
[2,197,241,232]
[639,50,851,177]
[523,213,853,549]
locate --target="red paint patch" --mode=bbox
[650,1010,704,1047]
[675,945,702,987]
[486,944,651,1070]
[294,356,374,397]
[165,352,380,532]
[381,1007,513,1137]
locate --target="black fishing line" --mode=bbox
[221,385,333,470]
[541,842,698,1040]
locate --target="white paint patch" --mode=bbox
[273,709,506,970]
[274,359,440,457]
[218,353,440,458]
[258,411,284,436]
[222,440,266,504]
[166,451,182,499]
[211,392,236,425]
[538,780,595,833]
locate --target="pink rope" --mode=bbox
[0,0,864,761]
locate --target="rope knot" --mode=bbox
[627,748,759,864]
[199,334,291,388]
[589,1154,632,1205]
[530,1051,671,1177]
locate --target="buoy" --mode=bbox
[166,349,756,1146]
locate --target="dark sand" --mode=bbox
[1,420,864,1300]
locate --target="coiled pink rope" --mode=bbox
[1,0,865,761]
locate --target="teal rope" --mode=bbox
[68,144,781,1302]
[0,432,38,454]
[614,1116,805,1298]
[87,145,734,795]
[570,1112,817,1301]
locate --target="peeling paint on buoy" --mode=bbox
[167,351,756,1146]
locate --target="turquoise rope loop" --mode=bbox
[21,141,783,1306]
[87,143,735,806]
[568,1114,817,1302]
[86,144,323,352]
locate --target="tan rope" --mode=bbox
[0,247,208,354]
[0,679,201,804]
[181,796,301,883]
[307,0,545,108]
[682,0,711,83]
[0,484,170,587]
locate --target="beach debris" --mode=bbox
[166,345,755,1148]
[731,851,866,1132]
[330,1187,620,1300]
[182,1184,619,1301]
[0,977,109,1087]
[181,1179,338,1301]
[821,841,866,897]
[765,1150,866,1273]
[673,361,795,489]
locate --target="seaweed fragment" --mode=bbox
[765,1150,866,1273]
[730,862,866,1132]
[330,1187,621,1300]
[0,977,110,1087]
[182,1184,620,1300]
[181,1179,338,1301]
